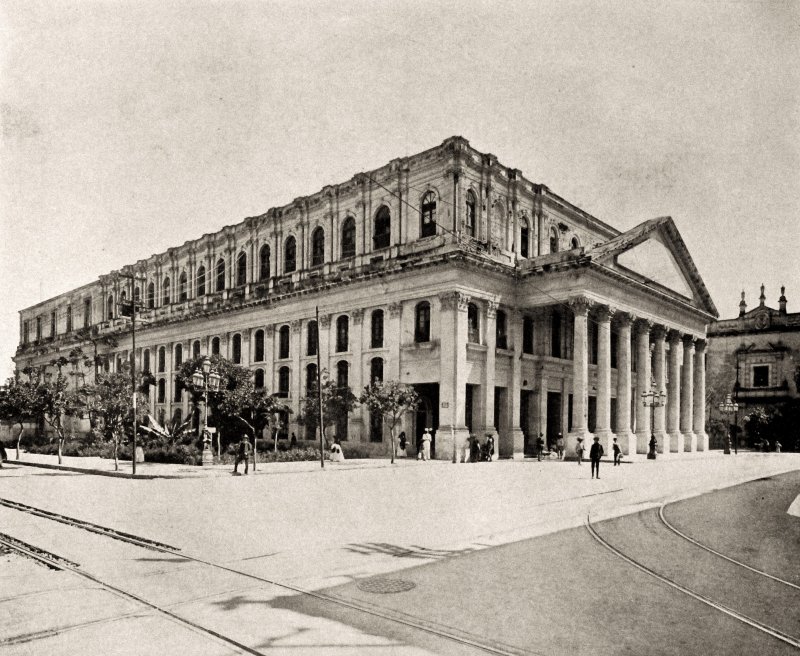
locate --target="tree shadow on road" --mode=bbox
[343,542,477,560]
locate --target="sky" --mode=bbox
[1,0,798,382]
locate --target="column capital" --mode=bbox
[694,339,707,353]
[634,318,653,335]
[487,300,499,319]
[569,296,593,316]
[439,291,470,312]
[651,324,668,340]
[319,313,332,328]
[682,334,696,348]
[388,302,402,318]
[667,329,682,345]
[351,308,364,325]
[615,311,636,328]
[594,305,616,322]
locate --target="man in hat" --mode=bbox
[575,437,585,465]
[590,436,604,479]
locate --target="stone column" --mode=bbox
[265,325,275,395]
[652,326,668,454]
[634,319,652,454]
[350,309,365,441]
[594,305,615,451]
[438,291,471,461]
[615,313,635,456]
[387,303,402,381]
[506,309,524,458]
[483,301,498,441]
[567,296,591,454]
[681,335,696,451]
[667,330,683,453]
[290,320,302,436]
[693,340,708,451]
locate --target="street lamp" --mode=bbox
[192,357,222,466]
[642,377,666,460]
[718,393,738,455]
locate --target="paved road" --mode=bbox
[1,453,798,655]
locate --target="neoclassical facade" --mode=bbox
[14,136,718,459]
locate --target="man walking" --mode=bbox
[233,436,252,475]
[612,437,621,466]
[590,436,604,479]
[556,433,565,460]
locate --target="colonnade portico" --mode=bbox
[563,295,707,458]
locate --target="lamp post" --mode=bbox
[642,377,666,459]
[191,357,222,466]
[718,393,738,455]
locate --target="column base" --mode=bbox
[201,444,214,466]
[654,430,669,456]
[695,431,709,452]
[635,431,650,455]
[505,427,525,460]
[437,426,471,462]
[682,432,697,452]
[669,431,684,453]
[615,431,637,457]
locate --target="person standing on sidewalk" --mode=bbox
[0,441,7,468]
[590,436,604,479]
[575,437,585,465]
[233,436,252,475]
[536,433,545,461]
[556,433,565,460]
[612,438,621,466]
[421,428,432,461]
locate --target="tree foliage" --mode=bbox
[359,380,420,463]
[0,374,39,459]
[301,369,358,445]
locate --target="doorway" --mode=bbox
[546,391,562,447]
[413,383,439,458]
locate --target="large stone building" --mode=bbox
[14,136,718,459]
[706,286,800,435]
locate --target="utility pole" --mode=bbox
[119,273,145,476]
[316,306,324,469]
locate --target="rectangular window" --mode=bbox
[551,312,562,358]
[752,365,770,388]
[23,321,30,344]
[36,317,42,341]
[66,305,72,333]
[84,299,92,327]
[50,311,56,338]
[523,317,534,354]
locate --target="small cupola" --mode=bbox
[759,283,766,307]
[738,290,747,317]
[779,286,787,315]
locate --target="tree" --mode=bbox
[30,358,82,464]
[359,380,420,464]
[0,374,39,459]
[302,369,358,447]
[76,367,150,471]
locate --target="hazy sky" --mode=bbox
[1,0,798,381]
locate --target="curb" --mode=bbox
[5,460,179,480]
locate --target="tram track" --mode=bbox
[585,508,800,651]
[0,497,535,656]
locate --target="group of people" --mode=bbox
[463,434,494,463]
[574,435,622,479]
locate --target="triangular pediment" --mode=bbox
[587,217,718,318]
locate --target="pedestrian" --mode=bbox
[463,435,472,463]
[470,434,480,463]
[536,433,545,461]
[0,441,7,468]
[575,437,585,465]
[612,437,621,466]
[556,433,565,460]
[648,434,657,459]
[483,434,495,461]
[398,431,408,458]
[330,438,345,462]
[775,440,782,453]
[290,432,297,449]
[590,436,604,479]
[233,436,252,475]
[421,428,432,461]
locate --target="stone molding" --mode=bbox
[388,302,402,318]
[487,300,499,319]
[352,308,364,325]
[291,320,302,334]
[319,313,332,328]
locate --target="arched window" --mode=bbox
[341,217,356,258]
[232,333,242,364]
[254,368,265,389]
[278,366,290,398]
[420,191,437,238]
[305,363,317,394]
[335,361,349,440]
[120,290,127,303]
[370,309,384,348]
[192,340,201,359]
[496,309,508,349]
[143,349,151,373]
[254,329,265,362]
[107,294,114,319]
[179,272,188,302]
[174,343,183,368]
[465,191,477,237]
[216,258,225,292]
[279,325,290,359]
[370,357,383,383]
[147,283,155,309]
[336,315,349,352]
[311,227,325,267]
[236,252,247,287]
[173,377,183,403]
[172,408,183,424]
[307,320,318,356]
[259,244,270,280]
[134,286,141,304]
[158,346,166,373]
[157,378,166,403]
[520,217,530,258]
[284,236,296,273]
[373,206,390,250]
[467,303,480,343]
[211,336,220,356]
[571,236,580,250]
[415,301,431,342]
[550,228,559,254]
[523,317,534,354]
[162,277,170,305]
[196,266,206,296]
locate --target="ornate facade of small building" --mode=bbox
[14,136,718,459]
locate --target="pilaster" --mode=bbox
[506,309,524,459]
[693,339,708,450]
[483,300,498,442]
[634,319,652,454]
[651,325,669,454]
[438,291,471,461]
